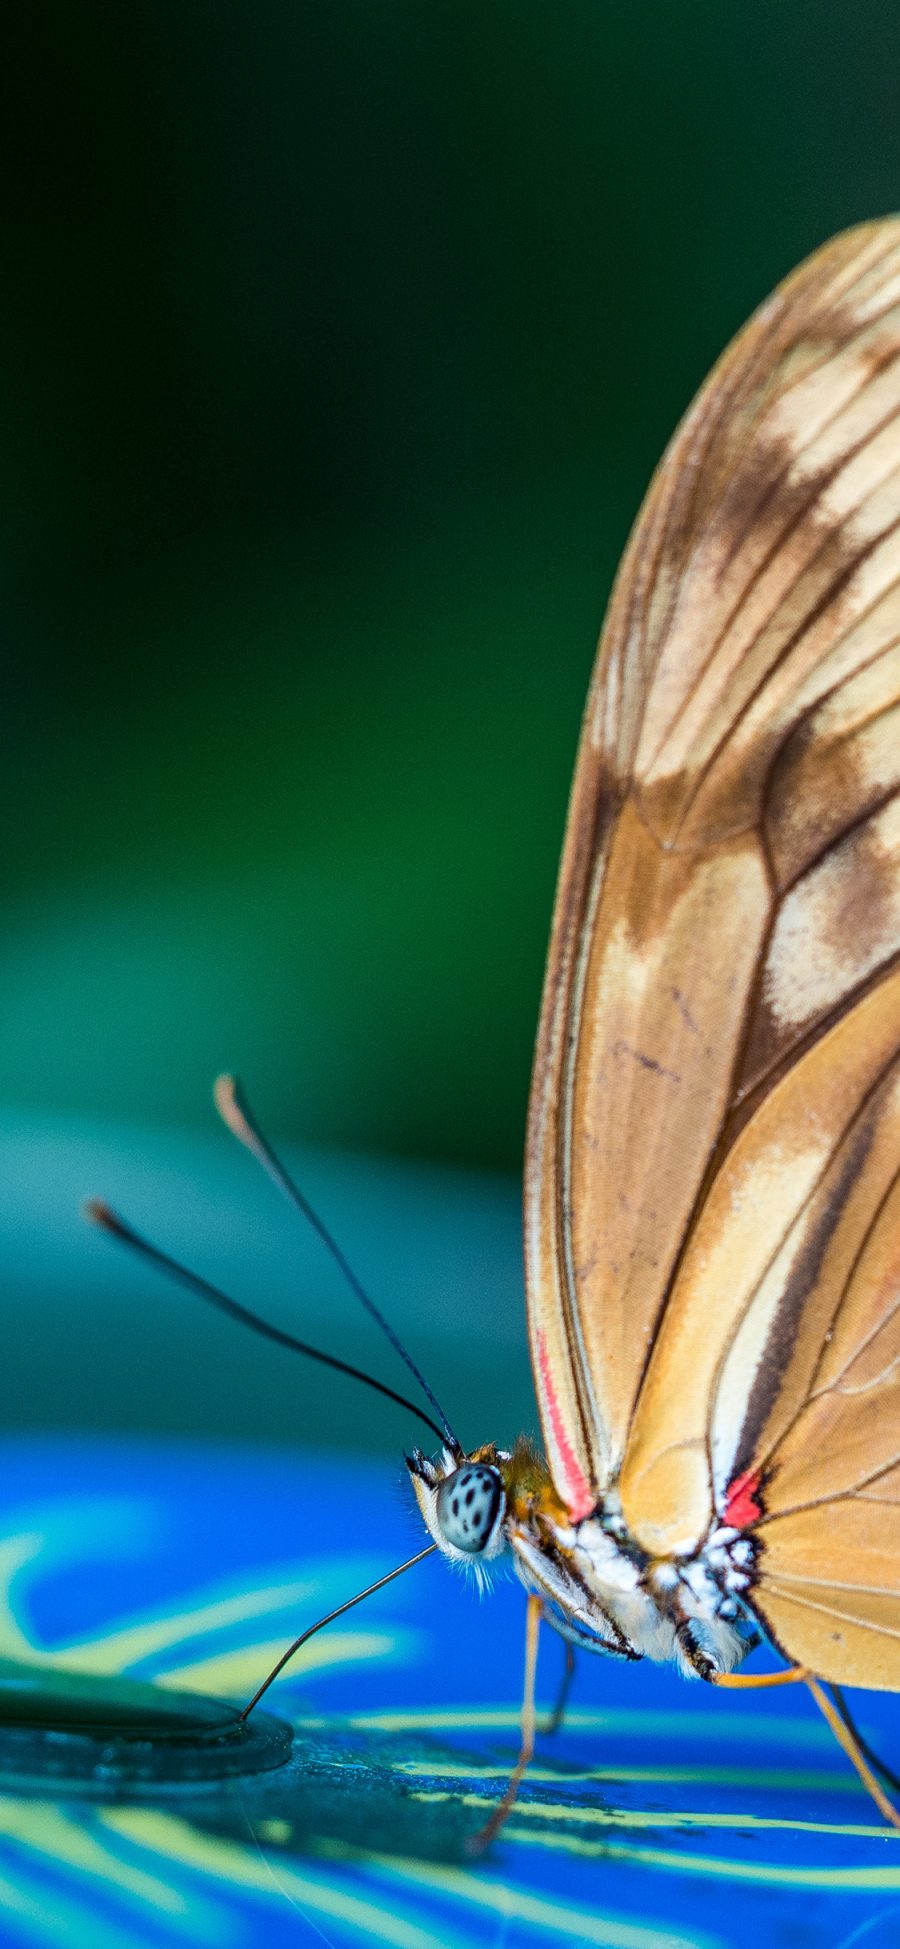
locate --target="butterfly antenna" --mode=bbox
[214,1074,463,1457]
[84,1201,449,1446]
[238,1543,436,1719]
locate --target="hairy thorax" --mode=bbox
[408,1437,760,1680]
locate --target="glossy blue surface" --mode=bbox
[0,1436,898,1948]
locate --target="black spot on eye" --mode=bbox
[460,1472,471,1487]
[451,1497,459,1516]
[463,1520,470,1532]
[473,1510,483,1527]
[464,1487,475,1506]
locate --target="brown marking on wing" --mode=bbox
[731,796,900,1113]
[764,642,900,886]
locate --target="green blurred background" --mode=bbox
[4,2,900,1450]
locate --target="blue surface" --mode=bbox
[0,1436,899,1948]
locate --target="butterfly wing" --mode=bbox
[526,218,900,1548]
[714,1056,900,1687]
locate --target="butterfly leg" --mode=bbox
[806,1677,900,1830]
[716,1669,900,1829]
[545,1639,576,1735]
[469,1591,542,1854]
[828,1684,900,1796]
[713,1665,807,1689]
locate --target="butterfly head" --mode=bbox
[406,1444,509,1563]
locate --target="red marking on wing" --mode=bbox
[535,1328,595,1521]
[723,1468,763,1530]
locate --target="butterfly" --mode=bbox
[90,216,900,1842]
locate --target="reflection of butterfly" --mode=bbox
[93,219,900,1840]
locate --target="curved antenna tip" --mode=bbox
[214,1073,259,1155]
[213,1072,239,1120]
[84,1200,138,1249]
[83,1197,118,1232]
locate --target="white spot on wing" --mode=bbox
[765,796,900,1032]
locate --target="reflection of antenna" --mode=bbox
[84,1199,450,1445]
[214,1073,464,1456]
[238,1545,436,1719]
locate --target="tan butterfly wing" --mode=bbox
[726,1087,900,1687]
[525,203,900,1677]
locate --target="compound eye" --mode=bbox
[435,1465,503,1554]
